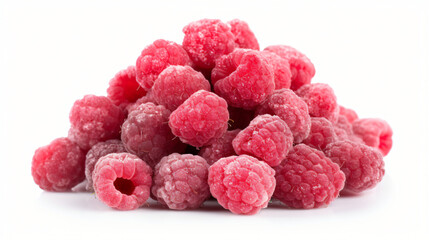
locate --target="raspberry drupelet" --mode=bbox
[302,117,338,151]
[227,19,260,50]
[199,129,240,165]
[352,118,393,156]
[260,51,292,90]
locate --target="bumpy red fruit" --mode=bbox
[208,155,276,215]
[260,51,292,89]
[169,90,229,147]
[274,144,345,209]
[152,153,210,210]
[199,129,240,165]
[227,107,254,130]
[339,105,359,124]
[227,19,259,50]
[333,115,364,143]
[125,92,157,114]
[93,153,152,210]
[32,137,86,191]
[302,117,338,151]
[352,118,393,156]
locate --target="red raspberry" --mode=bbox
[152,153,210,210]
[260,51,292,89]
[32,137,86,191]
[227,107,254,130]
[274,144,345,209]
[302,117,338,151]
[333,115,364,143]
[227,19,259,50]
[325,141,385,193]
[125,92,157,114]
[256,89,311,143]
[93,153,152,210]
[68,95,125,151]
[352,118,393,156]
[169,90,229,147]
[264,45,315,91]
[199,129,240,165]
[152,65,211,111]
[182,19,236,69]
[339,105,359,124]
[136,39,192,91]
[233,114,293,167]
[208,155,276,215]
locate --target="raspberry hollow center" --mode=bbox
[113,178,135,195]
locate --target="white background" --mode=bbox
[1,0,429,239]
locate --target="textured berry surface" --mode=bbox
[352,118,393,156]
[227,19,259,50]
[199,129,240,165]
[32,137,86,191]
[125,92,157,114]
[274,144,345,209]
[339,105,359,124]
[333,115,363,143]
[233,114,293,167]
[169,90,229,147]
[208,155,276,215]
[152,153,210,210]
[227,107,254,130]
[261,51,292,89]
[302,117,338,151]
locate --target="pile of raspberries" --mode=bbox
[31,19,393,215]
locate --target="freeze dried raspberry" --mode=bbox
[227,107,254,130]
[302,117,338,151]
[260,51,292,89]
[152,65,211,111]
[121,102,185,168]
[233,114,293,167]
[274,144,345,209]
[296,83,339,123]
[136,39,192,91]
[264,45,315,91]
[152,153,210,210]
[212,49,275,109]
[256,89,311,143]
[68,95,125,151]
[199,129,240,165]
[352,118,393,156]
[325,141,385,193]
[93,153,152,210]
[227,19,259,50]
[182,19,236,69]
[208,155,276,215]
[169,90,229,147]
[339,105,359,124]
[32,137,85,191]
[125,92,157,114]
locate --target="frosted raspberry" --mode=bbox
[256,89,311,143]
[274,144,345,209]
[233,114,293,167]
[208,155,276,215]
[227,107,254,130]
[352,118,393,156]
[136,39,192,91]
[68,95,125,151]
[333,115,364,143]
[325,141,385,193]
[93,153,152,210]
[125,92,157,114]
[302,117,338,151]
[264,45,315,91]
[152,65,211,111]
[212,49,275,109]
[169,90,229,147]
[182,19,236,69]
[227,19,259,50]
[339,105,359,124]
[152,153,210,210]
[121,102,185,168]
[199,129,240,165]
[32,137,85,191]
[260,51,292,89]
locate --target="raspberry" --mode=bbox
[352,118,393,156]
[227,106,254,130]
[93,153,152,210]
[125,92,157,114]
[256,89,311,143]
[260,51,292,89]
[136,39,192,91]
[227,19,259,50]
[169,90,229,147]
[212,49,275,109]
[325,141,385,193]
[32,137,86,191]
[152,65,211,111]
[332,115,364,143]
[274,144,345,209]
[302,117,338,151]
[182,19,236,69]
[232,114,293,167]
[68,95,125,150]
[339,105,359,124]
[264,45,315,91]
[152,153,210,210]
[199,129,240,165]
[121,102,185,168]
[208,155,276,215]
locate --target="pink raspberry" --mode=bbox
[352,118,393,156]
[93,153,152,210]
[233,114,293,167]
[125,92,157,114]
[199,129,240,165]
[302,117,338,151]
[32,137,85,191]
[152,153,210,210]
[68,95,125,151]
[256,89,311,143]
[136,39,192,91]
[260,51,292,89]
[208,155,276,215]
[333,115,364,143]
[274,144,345,209]
[169,90,229,147]
[325,141,385,193]
[152,65,211,111]
[182,19,236,69]
[227,19,259,50]
[339,105,359,124]
[264,45,315,91]
[227,107,254,130]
